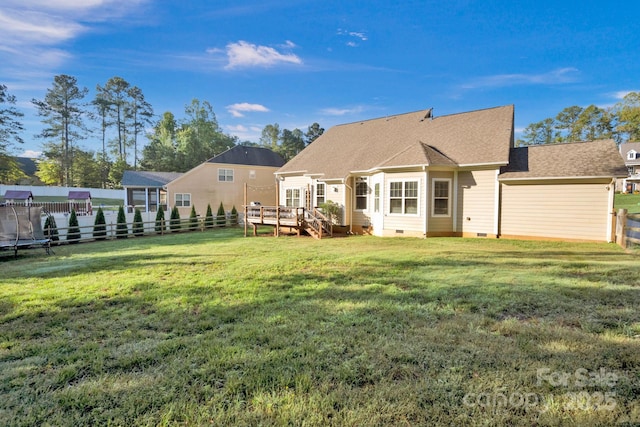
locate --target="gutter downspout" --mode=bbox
[423,166,428,238]
[345,175,353,234]
[607,177,615,242]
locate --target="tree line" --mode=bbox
[0,75,324,188]
[517,92,640,146]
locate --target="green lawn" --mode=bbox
[615,193,640,213]
[1,231,639,426]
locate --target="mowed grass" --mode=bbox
[1,230,639,426]
[615,193,640,213]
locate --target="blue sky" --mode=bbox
[2,0,639,159]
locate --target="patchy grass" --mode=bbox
[1,230,639,426]
[615,193,640,213]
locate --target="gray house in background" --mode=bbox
[121,171,183,213]
[619,142,640,193]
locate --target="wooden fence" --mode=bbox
[616,209,640,248]
[43,214,239,245]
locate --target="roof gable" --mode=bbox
[499,139,628,180]
[208,145,285,167]
[68,191,91,199]
[277,105,514,179]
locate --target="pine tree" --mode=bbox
[155,207,165,233]
[230,205,238,225]
[116,205,128,239]
[133,208,144,236]
[66,209,81,243]
[216,202,226,227]
[204,203,214,229]
[189,205,198,231]
[44,215,59,243]
[93,207,107,240]
[170,206,181,232]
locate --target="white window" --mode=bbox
[628,150,637,160]
[432,179,451,217]
[285,188,300,207]
[316,183,325,206]
[218,168,234,182]
[175,193,191,207]
[374,183,380,213]
[249,170,256,179]
[355,177,368,210]
[389,180,418,214]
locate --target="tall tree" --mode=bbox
[555,106,583,142]
[97,76,131,162]
[0,84,25,184]
[280,128,305,161]
[260,123,280,150]
[305,122,324,145]
[575,105,612,142]
[32,74,88,186]
[127,86,154,169]
[141,111,179,171]
[615,92,640,142]
[517,118,557,146]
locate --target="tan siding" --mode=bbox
[382,172,426,235]
[457,169,498,235]
[500,182,610,241]
[428,171,454,233]
[167,163,279,217]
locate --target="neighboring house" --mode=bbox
[275,105,627,242]
[618,142,640,193]
[121,171,184,213]
[166,145,285,217]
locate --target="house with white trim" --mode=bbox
[275,105,627,242]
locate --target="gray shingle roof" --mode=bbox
[3,190,33,200]
[277,105,514,180]
[122,171,184,187]
[208,145,285,167]
[620,142,640,165]
[499,139,628,180]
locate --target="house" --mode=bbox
[166,145,285,217]
[121,171,184,213]
[618,142,640,193]
[275,105,627,242]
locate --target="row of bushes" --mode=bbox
[43,202,238,243]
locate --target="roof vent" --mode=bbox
[421,108,433,121]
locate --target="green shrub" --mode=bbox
[170,206,181,232]
[66,209,81,243]
[116,206,128,239]
[216,202,226,227]
[133,208,144,236]
[93,207,107,240]
[155,207,165,233]
[204,204,214,229]
[319,200,341,224]
[230,205,238,225]
[44,215,59,242]
[189,205,198,231]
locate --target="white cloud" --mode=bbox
[225,124,263,142]
[611,90,639,100]
[337,29,368,47]
[226,103,270,118]
[320,106,366,116]
[20,150,42,158]
[223,41,302,70]
[461,67,580,90]
[0,9,85,46]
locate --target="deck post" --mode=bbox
[276,206,280,237]
[244,205,248,237]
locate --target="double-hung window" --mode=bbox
[355,177,368,210]
[175,193,191,207]
[389,181,418,214]
[316,183,325,206]
[374,183,380,213]
[285,188,300,207]
[218,168,234,182]
[432,179,451,216]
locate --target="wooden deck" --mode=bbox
[244,206,332,238]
